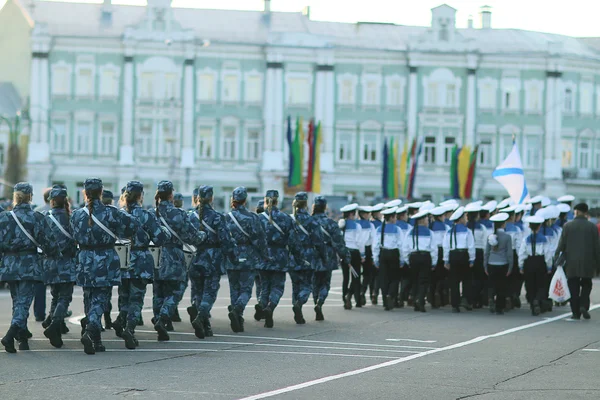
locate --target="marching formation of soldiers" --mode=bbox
[0,178,577,355]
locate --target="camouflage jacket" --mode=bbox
[0,204,50,282]
[225,205,269,271]
[70,200,139,287]
[189,205,237,277]
[313,212,350,272]
[43,207,78,284]
[258,206,304,272]
[289,209,326,271]
[152,200,207,282]
[124,204,171,281]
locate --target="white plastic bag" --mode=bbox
[548,266,571,302]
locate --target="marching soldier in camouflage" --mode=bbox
[253,199,266,305]
[0,182,52,353]
[170,191,186,325]
[257,189,305,328]
[101,189,115,330]
[112,181,171,349]
[173,192,184,209]
[289,192,326,324]
[42,185,78,349]
[71,178,140,355]
[225,187,270,332]
[189,185,237,338]
[152,180,207,342]
[186,187,200,324]
[311,196,350,321]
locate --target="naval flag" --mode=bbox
[492,140,530,204]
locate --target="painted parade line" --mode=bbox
[581,349,600,352]
[238,304,600,400]
[385,338,437,343]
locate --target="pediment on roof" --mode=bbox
[123,3,194,43]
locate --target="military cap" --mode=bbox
[482,201,497,212]
[490,213,509,222]
[419,202,435,213]
[257,199,265,209]
[450,206,465,221]
[525,215,544,224]
[198,185,213,199]
[381,207,397,215]
[340,203,358,213]
[157,180,174,193]
[174,192,184,201]
[295,192,308,201]
[84,178,103,191]
[430,207,447,216]
[500,205,518,213]
[193,187,199,197]
[529,195,543,204]
[49,185,67,200]
[465,202,482,213]
[102,190,114,200]
[558,195,575,203]
[232,186,248,202]
[557,203,570,213]
[121,186,126,195]
[371,203,385,212]
[14,182,33,195]
[265,189,279,198]
[396,205,409,214]
[358,205,372,213]
[384,199,402,208]
[314,195,327,207]
[126,181,144,193]
[411,210,429,220]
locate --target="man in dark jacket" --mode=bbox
[555,203,600,320]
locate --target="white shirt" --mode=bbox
[372,222,403,266]
[517,233,554,270]
[442,224,476,263]
[341,219,364,254]
[401,225,437,266]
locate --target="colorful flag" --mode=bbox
[392,139,399,198]
[450,145,460,199]
[407,139,423,200]
[492,140,530,204]
[305,119,315,192]
[387,137,395,198]
[286,116,293,186]
[290,117,304,186]
[312,122,322,193]
[457,146,471,199]
[399,138,408,197]
[464,145,479,199]
[382,138,389,198]
[404,138,417,196]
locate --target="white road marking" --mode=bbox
[385,339,437,343]
[582,349,600,352]
[238,304,600,400]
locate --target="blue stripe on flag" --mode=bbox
[492,167,524,178]
[519,185,529,204]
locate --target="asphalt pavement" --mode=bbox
[0,271,599,400]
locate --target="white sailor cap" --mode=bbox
[490,212,509,222]
[340,203,359,213]
[557,203,571,213]
[430,206,447,216]
[497,198,513,210]
[419,202,435,212]
[544,205,559,219]
[529,195,544,204]
[410,210,429,220]
[524,204,533,211]
[541,197,551,207]
[558,195,575,203]
[440,199,459,207]
[407,202,423,209]
[358,206,372,213]
[396,205,409,214]
[371,203,385,212]
[381,207,397,215]
[535,208,548,219]
[501,205,518,213]
[384,199,402,208]
[444,203,459,212]
[525,215,544,224]
[465,202,482,213]
[450,206,465,221]
[482,201,497,212]
[515,205,525,214]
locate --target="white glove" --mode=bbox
[338,219,346,229]
[487,234,498,247]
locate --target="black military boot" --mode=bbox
[103,312,112,330]
[228,307,241,333]
[93,330,106,352]
[192,312,206,339]
[314,304,325,321]
[44,319,64,348]
[154,315,170,341]
[41,314,53,329]
[263,305,274,328]
[1,325,19,353]
[204,317,215,336]
[254,304,264,321]
[17,329,30,351]
[112,311,127,338]
[236,315,243,333]
[171,308,182,322]
[81,330,95,355]
[292,304,305,324]
[187,306,198,324]
[513,296,522,309]
[532,300,541,316]
[343,294,352,310]
[61,321,69,334]
[80,316,88,337]
[385,295,393,311]
[137,315,144,326]
[489,298,496,314]
[122,321,137,350]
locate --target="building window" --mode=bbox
[360,133,378,164]
[423,136,436,165]
[287,77,310,106]
[503,86,519,111]
[137,119,153,157]
[339,78,356,105]
[76,68,94,98]
[99,121,115,155]
[386,80,403,107]
[526,85,541,112]
[578,140,590,169]
[222,74,240,103]
[561,139,574,168]
[245,75,262,104]
[439,23,449,41]
[427,83,438,107]
[52,67,70,96]
[51,120,67,153]
[245,128,261,161]
[221,126,237,160]
[479,83,496,110]
[580,85,593,114]
[564,88,574,113]
[446,84,456,108]
[198,72,216,102]
[140,72,154,99]
[336,131,354,163]
[100,69,118,98]
[161,119,178,158]
[75,121,92,154]
[164,73,177,99]
[500,136,513,160]
[364,80,380,106]
[479,138,493,167]
[196,127,213,159]
[443,136,455,165]
[524,136,540,168]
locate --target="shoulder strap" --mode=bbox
[291,214,310,237]
[320,225,331,239]
[48,211,73,240]
[228,212,250,238]
[159,215,185,245]
[10,211,41,248]
[83,207,118,241]
[380,220,386,246]
[263,212,285,235]
[194,210,218,235]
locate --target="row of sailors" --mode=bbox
[339,197,570,314]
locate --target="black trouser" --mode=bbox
[487,265,508,311]
[449,250,471,309]
[409,252,432,307]
[399,265,412,303]
[471,249,488,306]
[568,277,593,317]
[508,251,523,301]
[379,249,401,303]
[342,249,362,304]
[523,256,548,309]
[429,248,447,307]
[361,246,377,299]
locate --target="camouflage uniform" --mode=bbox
[71,178,140,354]
[257,190,305,328]
[152,180,207,341]
[101,189,115,329]
[312,196,350,320]
[0,183,52,353]
[112,181,171,349]
[289,192,326,324]
[253,199,265,300]
[225,187,269,332]
[186,187,200,324]
[42,186,78,348]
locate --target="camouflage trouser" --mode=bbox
[9,281,36,329]
[258,271,286,310]
[84,287,111,333]
[312,271,332,306]
[254,274,262,300]
[118,278,147,326]
[290,270,313,306]
[191,272,221,316]
[49,283,74,321]
[152,280,184,319]
[189,279,199,307]
[227,270,255,314]
[177,279,188,306]
[106,287,113,314]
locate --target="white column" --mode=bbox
[27,52,50,164]
[315,64,335,174]
[261,61,284,171]
[29,56,40,144]
[465,69,476,147]
[120,56,134,165]
[273,66,284,153]
[407,66,418,143]
[543,72,556,179]
[554,74,563,163]
[180,58,195,169]
[262,67,275,151]
[39,56,49,148]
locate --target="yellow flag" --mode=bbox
[393,140,399,198]
[312,122,322,193]
[458,146,471,199]
[399,138,408,196]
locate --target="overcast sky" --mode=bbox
[3,0,598,37]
